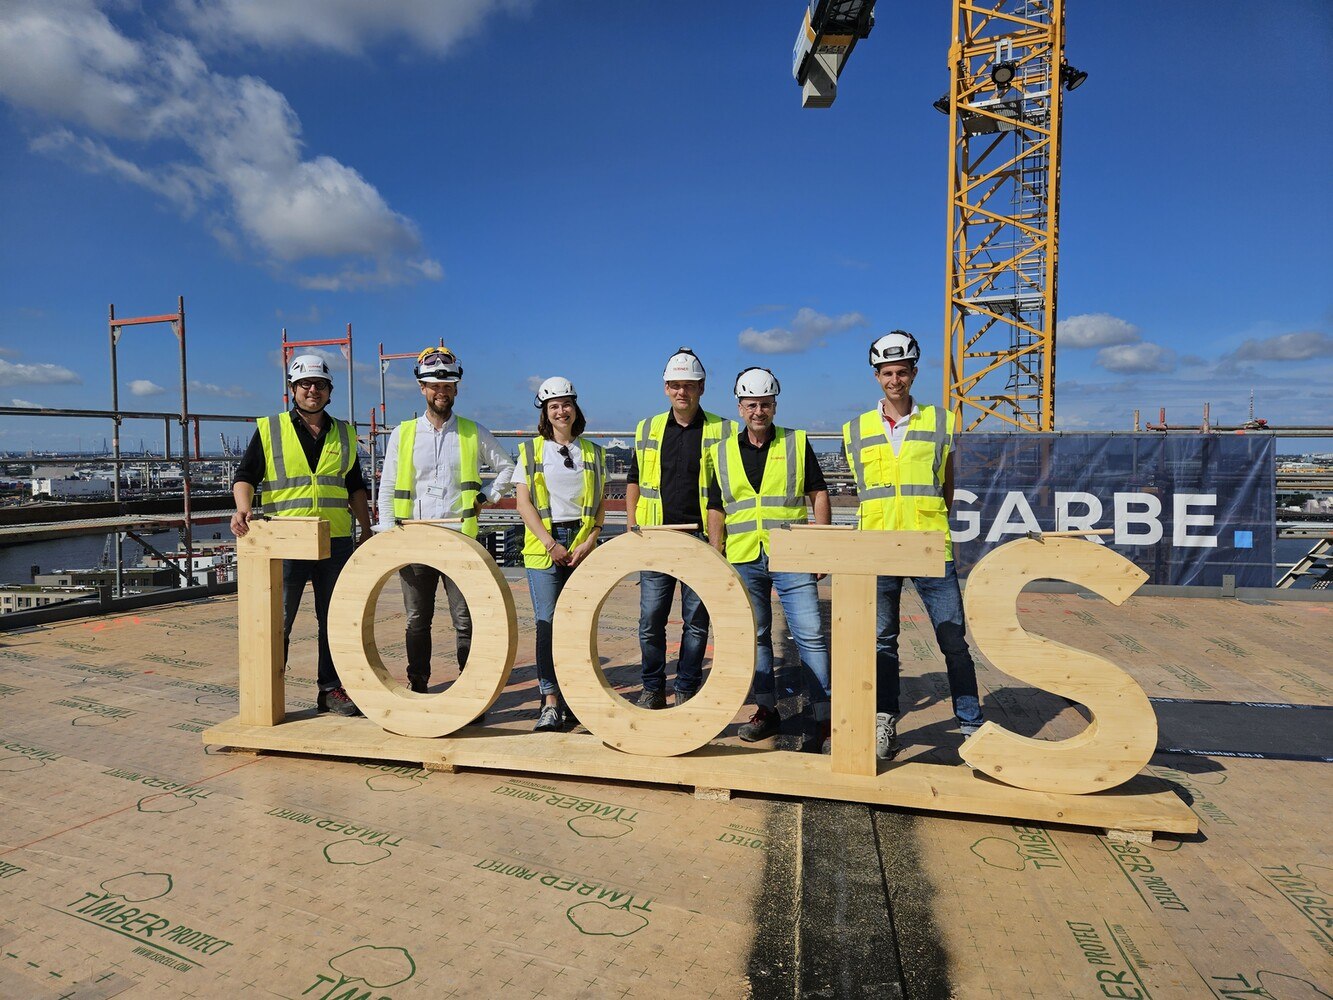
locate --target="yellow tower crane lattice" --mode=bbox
[940,0,1084,431]
[795,1,1087,432]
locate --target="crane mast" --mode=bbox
[941,0,1079,431]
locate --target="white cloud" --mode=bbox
[0,0,443,290]
[525,375,544,392]
[128,379,165,396]
[1059,313,1141,348]
[9,398,41,408]
[275,304,323,324]
[738,307,868,355]
[1230,330,1333,362]
[1095,342,1177,374]
[173,0,533,57]
[0,358,81,387]
[189,380,251,399]
[383,372,420,394]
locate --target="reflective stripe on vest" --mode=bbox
[392,416,483,537]
[633,410,735,527]
[257,413,354,538]
[841,405,954,559]
[518,437,605,570]
[712,427,807,564]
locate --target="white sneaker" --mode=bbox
[875,712,900,760]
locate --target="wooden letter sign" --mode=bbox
[204,519,1196,835]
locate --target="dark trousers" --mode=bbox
[282,535,354,694]
[398,563,472,684]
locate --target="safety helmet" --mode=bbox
[415,346,463,383]
[733,367,781,399]
[534,376,578,408]
[287,354,332,385]
[868,331,921,368]
[662,347,706,381]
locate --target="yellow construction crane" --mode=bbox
[795,0,1087,431]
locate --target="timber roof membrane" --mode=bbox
[0,577,1329,998]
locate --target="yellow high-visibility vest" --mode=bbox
[709,427,808,564]
[391,417,482,537]
[633,410,734,527]
[518,437,606,569]
[842,405,954,560]
[257,413,355,538]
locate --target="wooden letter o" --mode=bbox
[327,523,516,738]
[960,537,1154,794]
[552,530,756,757]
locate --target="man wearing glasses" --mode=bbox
[375,347,516,700]
[231,354,374,718]
[706,368,832,752]
[626,347,734,709]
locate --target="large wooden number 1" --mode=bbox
[959,537,1155,793]
[235,516,328,726]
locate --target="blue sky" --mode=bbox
[1,1,1330,454]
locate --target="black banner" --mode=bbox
[950,435,1275,587]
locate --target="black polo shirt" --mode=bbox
[627,409,712,526]
[233,408,368,494]
[706,430,826,510]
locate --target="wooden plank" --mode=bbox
[201,716,1198,834]
[829,574,878,777]
[767,526,943,578]
[235,516,327,726]
[769,528,944,777]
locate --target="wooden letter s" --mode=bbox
[960,537,1154,794]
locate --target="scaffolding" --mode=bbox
[280,324,356,428]
[369,340,447,488]
[942,0,1070,431]
[108,297,197,595]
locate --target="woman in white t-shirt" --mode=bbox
[515,377,607,731]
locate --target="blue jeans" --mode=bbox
[734,552,831,721]
[875,561,982,726]
[282,534,354,694]
[526,524,580,698]
[639,534,710,696]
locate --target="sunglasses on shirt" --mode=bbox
[556,444,575,470]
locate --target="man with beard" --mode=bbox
[376,347,517,700]
[231,354,374,717]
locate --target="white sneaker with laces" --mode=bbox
[875,712,900,760]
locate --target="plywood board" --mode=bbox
[1,564,1329,999]
[202,714,1196,834]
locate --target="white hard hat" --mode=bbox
[288,354,332,385]
[868,331,921,367]
[534,376,577,408]
[662,347,706,381]
[733,367,781,399]
[415,346,462,383]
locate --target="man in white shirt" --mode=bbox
[376,348,517,695]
